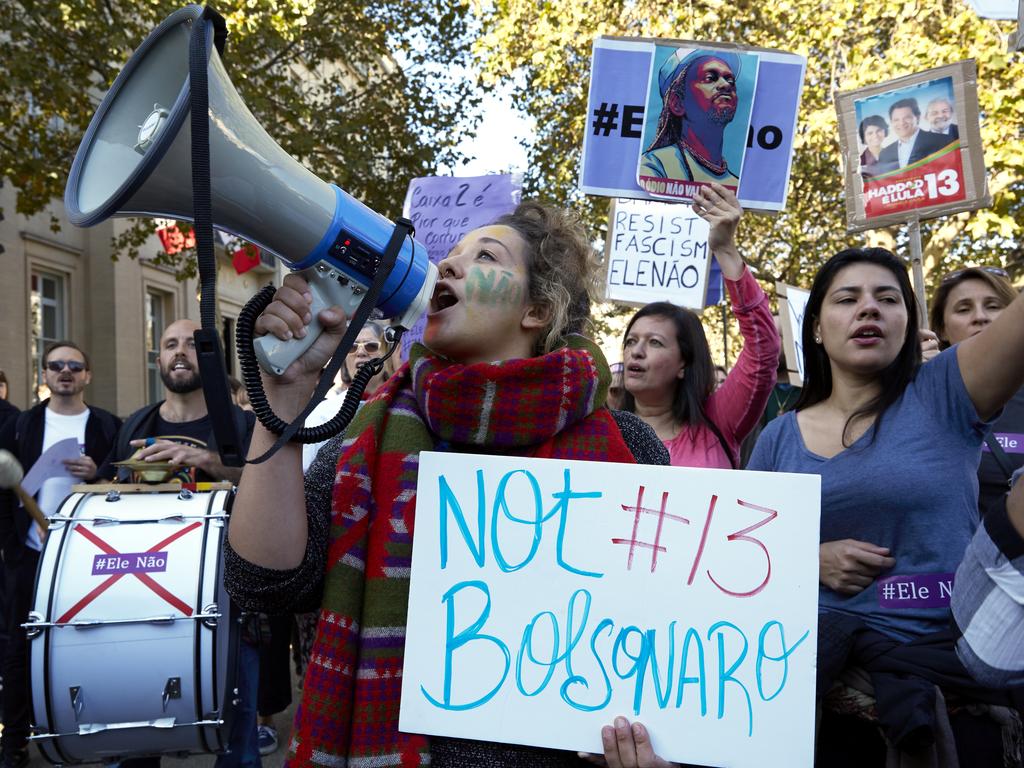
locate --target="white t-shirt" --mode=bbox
[27,408,90,551]
[302,390,347,473]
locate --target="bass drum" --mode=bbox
[27,488,239,763]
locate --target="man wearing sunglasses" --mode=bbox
[0,341,121,768]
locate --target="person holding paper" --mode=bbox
[621,184,780,468]
[747,248,1024,762]
[0,341,120,768]
[225,201,669,766]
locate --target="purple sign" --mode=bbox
[580,39,806,213]
[400,174,522,358]
[982,433,1024,454]
[876,572,955,610]
[92,551,169,576]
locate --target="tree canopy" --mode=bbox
[473,0,1024,294]
[0,0,478,275]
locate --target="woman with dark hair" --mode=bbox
[858,114,889,178]
[748,248,1024,762]
[225,201,669,766]
[931,266,1022,513]
[621,183,780,468]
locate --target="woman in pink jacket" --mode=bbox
[621,184,780,468]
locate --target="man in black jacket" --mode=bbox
[0,341,120,768]
[877,97,952,169]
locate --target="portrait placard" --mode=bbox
[603,198,712,309]
[835,61,989,232]
[400,452,821,767]
[399,174,522,357]
[579,37,806,212]
[776,282,811,387]
[637,45,759,201]
[1013,0,1024,51]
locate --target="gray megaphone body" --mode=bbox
[63,5,436,375]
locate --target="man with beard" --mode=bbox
[640,50,742,188]
[0,341,120,767]
[99,318,259,766]
[97,318,254,484]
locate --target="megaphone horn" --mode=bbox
[64,4,437,377]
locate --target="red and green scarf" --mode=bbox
[288,336,635,766]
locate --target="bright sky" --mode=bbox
[445,84,534,176]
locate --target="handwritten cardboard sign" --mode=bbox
[777,282,810,387]
[835,61,989,232]
[399,174,522,356]
[400,452,821,767]
[580,37,806,213]
[604,198,712,309]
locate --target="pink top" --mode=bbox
[663,267,780,468]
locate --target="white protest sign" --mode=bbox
[777,283,810,387]
[604,198,711,309]
[400,452,821,767]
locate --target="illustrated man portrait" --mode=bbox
[640,50,742,187]
[925,96,959,139]
[878,97,950,169]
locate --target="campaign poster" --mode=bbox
[637,45,759,202]
[1014,0,1024,51]
[835,61,989,232]
[580,37,804,212]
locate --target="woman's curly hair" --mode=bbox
[493,200,599,353]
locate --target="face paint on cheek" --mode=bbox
[466,266,525,306]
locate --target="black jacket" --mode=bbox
[878,129,953,168]
[0,400,121,561]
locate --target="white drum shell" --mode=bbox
[29,490,237,763]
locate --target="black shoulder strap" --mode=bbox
[984,432,1016,487]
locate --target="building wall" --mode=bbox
[0,183,284,418]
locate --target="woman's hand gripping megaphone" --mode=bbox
[253,273,349,420]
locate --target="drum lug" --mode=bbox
[202,604,219,629]
[105,490,121,502]
[177,488,193,501]
[25,611,44,639]
[70,686,84,721]
[162,677,181,711]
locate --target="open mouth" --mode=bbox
[852,325,883,341]
[430,283,459,314]
[171,361,192,372]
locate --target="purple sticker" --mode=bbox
[92,552,169,576]
[876,572,954,609]
[982,433,1024,455]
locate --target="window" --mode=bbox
[145,290,169,403]
[30,271,67,402]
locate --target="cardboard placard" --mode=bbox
[399,174,522,357]
[580,37,806,212]
[776,282,811,387]
[400,452,821,767]
[603,198,712,309]
[835,61,989,233]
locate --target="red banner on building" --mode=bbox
[156,224,196,255]
[231,244,261,275]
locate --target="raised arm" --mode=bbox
[228,273,348,570]
[957,288,1024,420]
[693,184,780,444]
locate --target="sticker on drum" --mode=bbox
[28,489,239,763]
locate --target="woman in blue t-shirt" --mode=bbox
[748,247,1024,762]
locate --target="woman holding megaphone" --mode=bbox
[226,201,683,767]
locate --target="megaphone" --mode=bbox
[64,4,436,376]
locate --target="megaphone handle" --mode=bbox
[252,265,363,376]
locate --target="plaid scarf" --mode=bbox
[288,336,635,766]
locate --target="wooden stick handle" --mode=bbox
[13,484,48,539]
